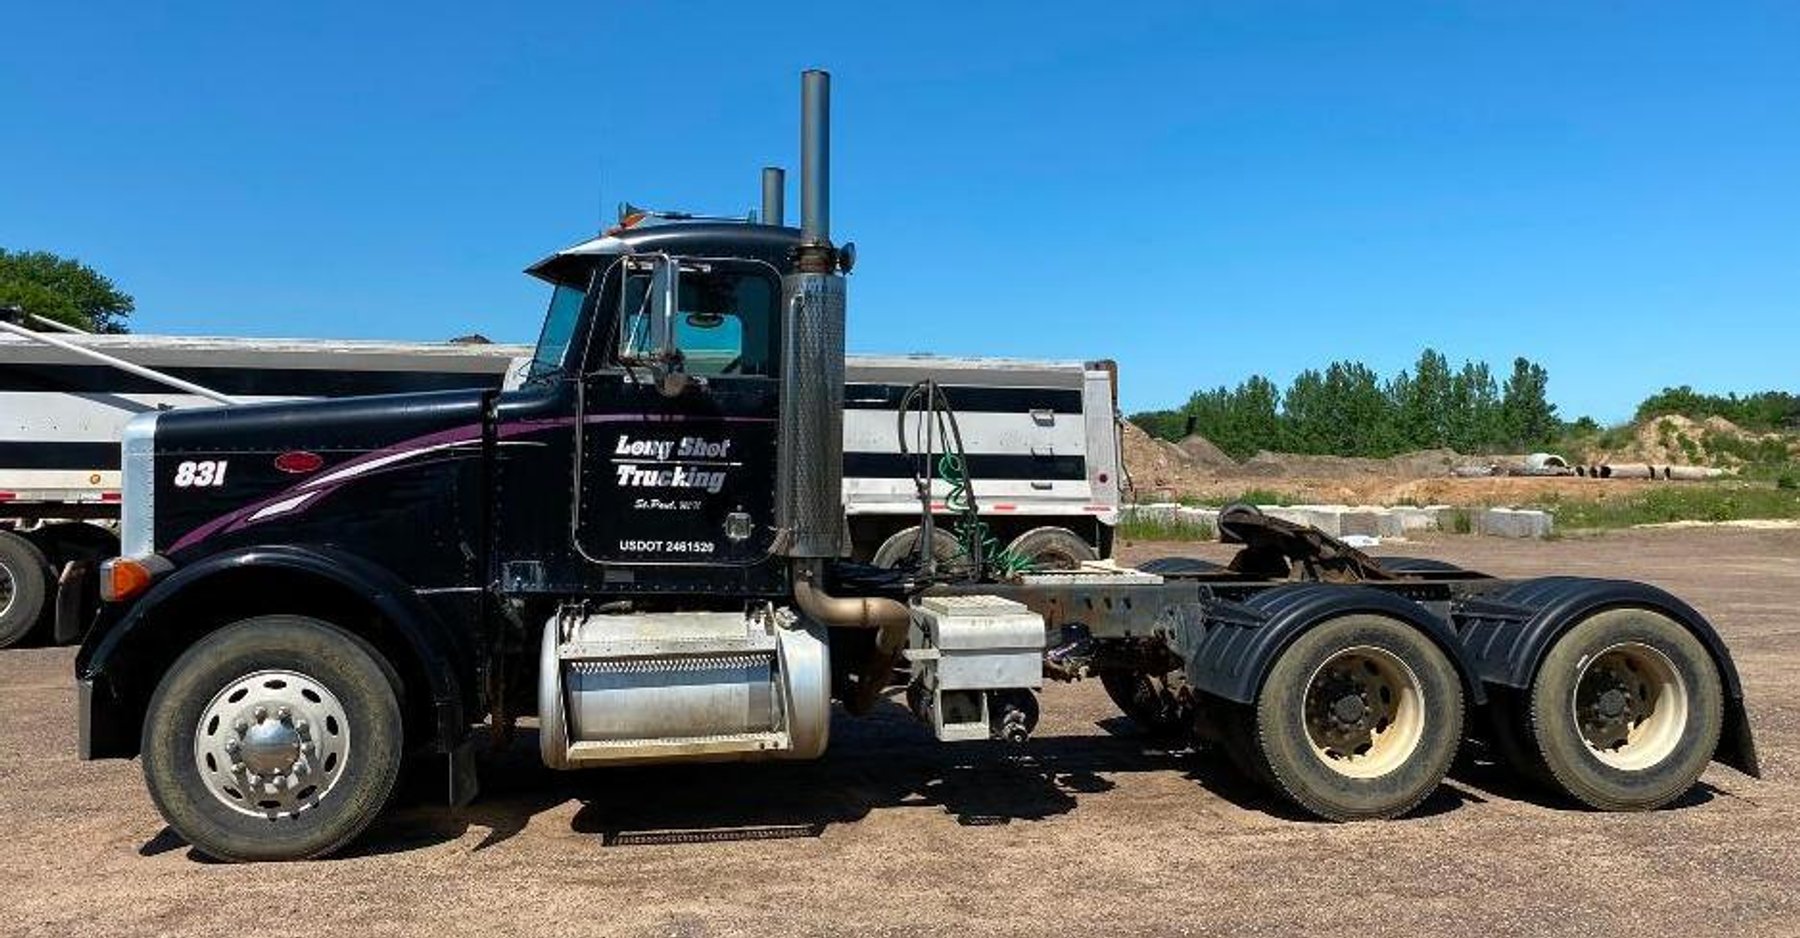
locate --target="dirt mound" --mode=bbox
[1237,448,1460,481]
[1600,413,1798,467]
[1120,422,1232,499]
[1174,434,1238,470]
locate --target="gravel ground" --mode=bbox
[1,527,1794,937]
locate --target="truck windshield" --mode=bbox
[526,283,586,381]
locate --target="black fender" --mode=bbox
[1176,583,1488,709]
[1452,576,1758,777]
[78,544,471,759]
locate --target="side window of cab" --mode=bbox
[616,260,779,378]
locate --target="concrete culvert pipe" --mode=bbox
[1525,453,1569,472]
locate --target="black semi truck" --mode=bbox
[76,71,1757,861]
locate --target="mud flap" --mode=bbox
[1721,696,1761,778]
[54,561,94,644]
[448,736,480,807]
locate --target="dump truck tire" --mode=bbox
[1241,614,1463,820]
[1005,526,1097,571]
[0,530,52,648]
[1518,608,1723,811]
[871,526,968,574]
[141,615,403,862]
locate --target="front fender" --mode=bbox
[78,544,473,759]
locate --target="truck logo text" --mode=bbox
[611,434,734,494]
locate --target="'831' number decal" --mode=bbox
[173,459,229,488]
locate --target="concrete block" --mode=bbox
[1340,508,1404,539]
[1260,506,1319,530]
[1175,507,1220,530]
[1477,507,1554,539]
[1390,507,1440,532]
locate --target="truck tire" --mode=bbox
[1004,526,1097,571]
[1513,608,1723,811]
[1239,614,1463,820]
[1137,556,1224,576]
[1100,671,1191,736]
[140,615,404,861]
[0,530,53,648]
[872,526,968,573]
[1372,556,1465,575]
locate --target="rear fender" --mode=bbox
[1176,583,1488,709]
[1452,576,1758,777]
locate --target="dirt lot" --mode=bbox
[3,528,1796,937]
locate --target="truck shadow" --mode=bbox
[153,701,1725,862]
[1445,748,1723,812]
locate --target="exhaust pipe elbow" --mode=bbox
[791,560,911,715]
[791,561,909,633]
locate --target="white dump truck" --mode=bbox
[0,312,1122,647]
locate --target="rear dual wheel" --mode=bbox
[1507,609,1722,811]
[1230,615,1464,820]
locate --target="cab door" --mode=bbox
[573,255,784,579]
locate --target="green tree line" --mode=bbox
[1634,387,1800,433]
[0,248,134,333]
[1130,349,1560,459]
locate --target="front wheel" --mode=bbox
[1234,614,1464,820]
[141,615,404,861]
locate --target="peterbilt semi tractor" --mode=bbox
[76,71,1756,861]
[1,322,1118,648]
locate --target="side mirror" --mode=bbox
[619,254,691,396]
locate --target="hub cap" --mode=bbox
[1303,646,1426,779]
[193,669,350,818]
[1573,642,1688,771]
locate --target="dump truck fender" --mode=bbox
[1176,583,1487,709]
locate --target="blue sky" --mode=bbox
[4,2,1795,421]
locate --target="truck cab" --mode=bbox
[496,222,807,601]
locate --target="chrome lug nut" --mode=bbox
[253,706,268,722]
[277,706,291,722]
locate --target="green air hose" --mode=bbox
[935,451,1035,578]
[898,379,1036,581]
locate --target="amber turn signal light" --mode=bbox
[99,555,170,603]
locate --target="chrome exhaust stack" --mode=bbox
[777,69,846,559]
[774,70,908,714]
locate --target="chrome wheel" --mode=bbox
[193,669,351,818]
[1573,642,1689,771]
[1302,645,1426,778]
